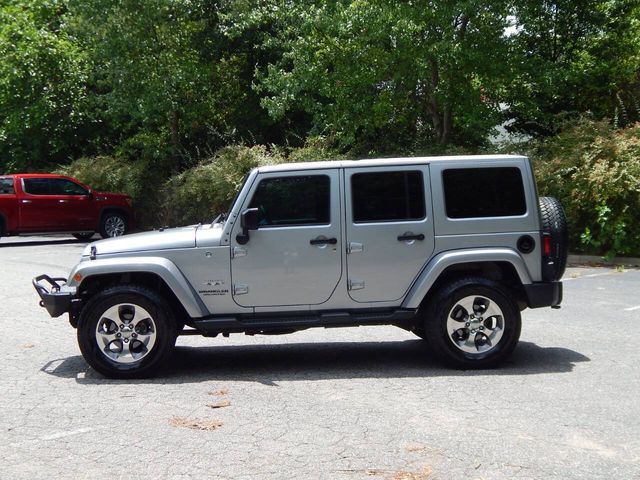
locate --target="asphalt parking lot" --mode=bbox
[1,235,639,480]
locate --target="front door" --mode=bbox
[230,169,342,308]
[48,178,94,229]
[344,165,434,303]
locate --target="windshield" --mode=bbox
[211,172,251,225]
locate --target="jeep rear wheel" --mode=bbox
[77,285,177,378]
[423,277,521,368]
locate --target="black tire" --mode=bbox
[539,196,568,281]
[77,285,178,379]
[73,232,95,241]
[411,326,428,340]
[422,277,521,368]
[99,211,127,238]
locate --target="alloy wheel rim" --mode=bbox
[95,303,157,364]
[105,216,125,237]
[446,295,505,354]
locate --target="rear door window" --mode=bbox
[442,167,526,218]
[23,178,53,195]
[351,171,425,223]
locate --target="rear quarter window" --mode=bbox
[442,167,526,218]
[0,178,14,194]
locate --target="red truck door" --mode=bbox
[48,178,95,229]
[19,177,94,231]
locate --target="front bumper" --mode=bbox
[33,275,76,318]
[523,281,563,308]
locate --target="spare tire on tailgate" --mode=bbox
[539,196,568,281]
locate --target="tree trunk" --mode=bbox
[428,57,444,143]
[169,109,179,171]
[441,103,452,145]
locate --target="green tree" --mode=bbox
[245,1,513,153]
[69,0,218,169]
[507,0,640,135]
[0,0,88,171]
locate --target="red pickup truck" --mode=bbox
[0,174,134,240]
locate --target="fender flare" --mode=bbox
[402,248,533,309]
[67,256,209,318]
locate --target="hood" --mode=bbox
[83,225,199,257]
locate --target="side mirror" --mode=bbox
[87,190,94,200]
[236,207,259,245]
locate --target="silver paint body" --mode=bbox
[66,155,543,319]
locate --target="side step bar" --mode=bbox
[191,308,418,336]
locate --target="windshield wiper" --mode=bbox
[211,212,227,225]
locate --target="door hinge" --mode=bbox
[233,284,249,295]
[348,279,365,291]
[232,246,247,258]
[347,242,364,254]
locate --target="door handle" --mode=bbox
[59,200,68,203]
[21,199,32,204]
[397,233,425,241]
[310,237,337,246]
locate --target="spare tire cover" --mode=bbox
[539,196,569,281]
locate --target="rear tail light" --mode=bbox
[542,233,552,256]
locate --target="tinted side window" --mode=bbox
[0,178,14,194]
[23,178,52,195]
[249,175,330,226]
[351,171,425,223]
[49,179,87,195]
[443,167,526,218]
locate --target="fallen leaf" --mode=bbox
[207,400,231,409]
[208,389,228,397]
[365,467,432,480]
[169,416,222,431]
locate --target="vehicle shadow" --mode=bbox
[0,238,86,247]
[40,340,590,385]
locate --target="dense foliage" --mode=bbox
[1,0,639,255]
[530,119,640,258]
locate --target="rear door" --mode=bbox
[19,177,93,230]
[344,165,434,303]
[19,178,61,230]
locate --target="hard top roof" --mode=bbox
[256,154,527,173]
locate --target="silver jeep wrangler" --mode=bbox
[34,155,567,378]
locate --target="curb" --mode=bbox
[568,254,640,267]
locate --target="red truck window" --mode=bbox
[0,178,14,194]
[23,178,87,196]
[23,178,51,195]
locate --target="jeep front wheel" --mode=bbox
[423,277,521,368]
[77,286,177,378]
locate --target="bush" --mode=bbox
[162,146,287,227]
[530,119,640,258]
[286,136,345,163]
[56,156,164,229]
